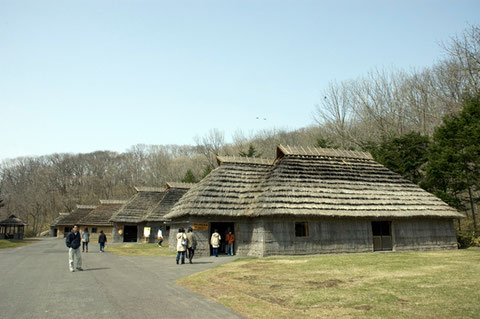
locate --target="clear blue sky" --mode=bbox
[1,1,479,161]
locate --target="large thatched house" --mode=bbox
[77,200,127,241]
[51,205,97,238]
[164,145,464,257]
[109,184,193,243]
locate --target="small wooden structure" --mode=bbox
[0,215,27,240]
[110,183,193,243]
[142,182,193,243]
[165,145,464,257]
[50,205,97,237]
[77,200,127,241]
[110,187,167,243]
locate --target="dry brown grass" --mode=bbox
[178,249,480,318]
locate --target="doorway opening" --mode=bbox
[123,225,138,242]
[372,221,393,251]
[210,222,234,255]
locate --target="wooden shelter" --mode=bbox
[165,145,464,257]
[77,200,127,241]
[0,215,27,240]
[50,205,97,238]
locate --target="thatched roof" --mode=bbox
[53,205,97,226]
[78,200,127,226]
[165,157,273,219]
[0,214,27,226]
[144,183,193,222]
[110,187,166,223]
[165,145,463,220]
[50,213,69,227]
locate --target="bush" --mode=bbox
[457,232,480,248]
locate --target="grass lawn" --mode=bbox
[178,249,480,319]
[105,243,176,257]
[0,238,38,249]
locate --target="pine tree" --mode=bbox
[181,169,198,183]
[423,95,480,232]
[239,144,262,158]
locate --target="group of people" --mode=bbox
[175,228,235,263]
[67,224,237,271]
[175,227,198,264]
[65,225,108,272]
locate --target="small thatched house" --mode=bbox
[142,182,193,243]
[165,145,464,257]
[110,187,167,243]
[0,215,27,240]
[51,205,97,238]
[109,184,193,243]
[77,200,127,241]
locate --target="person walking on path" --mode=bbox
[225,231,235,256]
[186,227,197,264]
[176,228,187,264]
[66,225,83,272]
[210,229,221,257]
[98,230,107,252]
[157,229,163,247]
[81,228,90,252]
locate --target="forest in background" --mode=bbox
[1,25,478,238]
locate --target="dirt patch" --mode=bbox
[307,279,344,288]
[232,275,259,281]
[271,259,309,264]
[353,304,373,311]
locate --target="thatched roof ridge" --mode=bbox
[78,201,126,226]
[99,200,128,205]
[277,144,373,160]
[110,189,166,223]
[166,182,195,189]
[217,156,274,166]
[0,214,27,226]
[134,186,166,192]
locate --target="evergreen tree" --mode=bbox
[423,95,480,232]
[201,165,213,179]
[315,137,336,149]
[239,144,262,158]
[367,133,430,184]
[181,169,198,183]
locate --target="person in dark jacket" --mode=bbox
[186,227,197,264]
[98,230,107,252]
[65,225,83,272]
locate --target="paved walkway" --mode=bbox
[0,238,244,319]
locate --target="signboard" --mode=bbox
[192,222,209,231]
[143,227,151,238]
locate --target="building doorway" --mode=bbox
[123,225,138,242]
[210,222,234,255]
[372,221,392,251]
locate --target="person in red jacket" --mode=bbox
[225,230,235,256]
